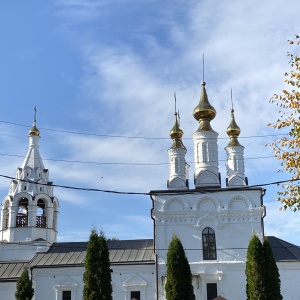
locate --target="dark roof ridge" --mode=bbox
[267,235,299,248]
[267,236,300,262]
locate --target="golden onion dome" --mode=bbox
[193,82,216,122]
[29,121,40,137]
[170,112,183,139]
[226,109,241,146]
[170,112,185,149]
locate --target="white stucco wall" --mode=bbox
[0,281,16,300]
[31,264,155,300]
[0,242,49,261]
[278,262,300,299]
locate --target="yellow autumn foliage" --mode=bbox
[268,35,300,211]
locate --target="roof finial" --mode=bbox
[230,89,234,111]
[34,106,37,123]
[170,93,185,149]
[174,91,177,113]
[29,106,40,137]
[202,53,205,83]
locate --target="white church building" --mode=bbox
[1,81,300,300]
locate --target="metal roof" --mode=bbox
[29,239,154,268]
[27,237,300,268]
[1,236,299,281]
[0,262,29,281]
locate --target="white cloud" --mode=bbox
[1,0,300,243]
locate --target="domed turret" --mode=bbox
[192,81,220,188]
[226,109,241,146]
[225,105,247,187]
[167,98,189,190]
[170,112,185,149]
[193,82,216,131]
[29,122,40,137]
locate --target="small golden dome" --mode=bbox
[170,112,185,149]
[170,112,183,139]
[226,109,241,146]
[29,121,40,137]
[193,82,216,122]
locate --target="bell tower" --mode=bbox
[0,112,59,244]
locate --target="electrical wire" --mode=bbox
[0,153,276,166]
[0,120,288,140]
[0,174,298,195]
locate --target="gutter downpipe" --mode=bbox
[150,192,158,300]
[261,188,266,238]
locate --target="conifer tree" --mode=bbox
[165,235,195,300]
[15,267,34,300]
[263,238,282,300]
[83,229,112,300]
[245,235,265,300]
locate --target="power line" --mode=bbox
[0,174,298,195]
[0,153,276,166]
[0,120,288,140]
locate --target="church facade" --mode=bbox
[0,82,300,300]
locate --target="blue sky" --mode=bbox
[0,0,300,244]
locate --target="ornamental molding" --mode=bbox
[195,170,220,187]
[195,214,224,229]
[54,277,78,289]
[168,177,186,189]
[122,275,147,287]
[195,196,221,210]
[163,197,189,212]
[193,131,218,139]
[11,192,33,204]
[227,195,252,210]
[168,148,186,156]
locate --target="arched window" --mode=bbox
[36,199,46,228]
[202,227,217,260]
[16,198,29,227]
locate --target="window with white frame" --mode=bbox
[202,227,217,260]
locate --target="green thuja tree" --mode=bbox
[263,238,282,300]
[83,229,112,300]
[165,235,195,300]
[245,235,265,300]
[15,267,34,300]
